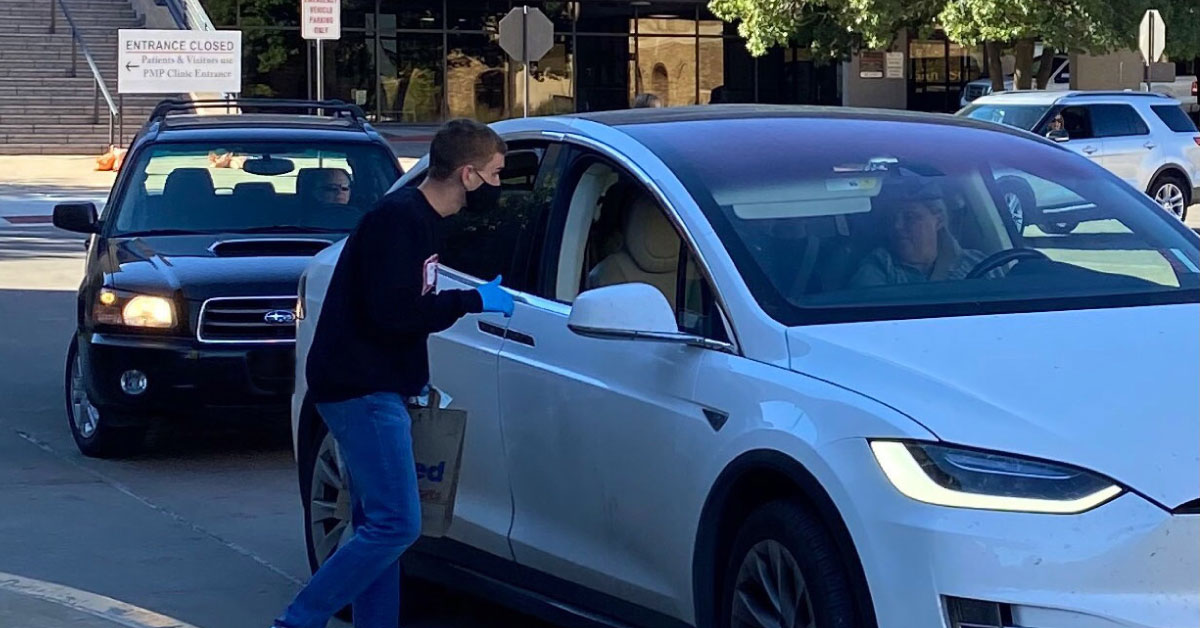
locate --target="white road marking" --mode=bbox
[0,571,201,628]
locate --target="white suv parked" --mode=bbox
[293,107,1199,628]
[960,91,1200,221]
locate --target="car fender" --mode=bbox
[687,375,934,628]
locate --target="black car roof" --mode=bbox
[134,99,386,146]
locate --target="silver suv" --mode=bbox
[959,91,1200,220]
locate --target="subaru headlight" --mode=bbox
[94,289,175,329]
[870,441,1122,514]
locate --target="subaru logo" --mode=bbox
[264,310,296,325]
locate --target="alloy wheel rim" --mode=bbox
[70,354,100,439]
[1004,192,1024,230]
[731,540,816,628]
[309,433,352,565]
[1154,183,1185,218]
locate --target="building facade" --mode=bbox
[200,0,847,120]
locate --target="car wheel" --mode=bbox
[65,337,146,459]
[1149,173,1190,220]
[996,176,1037,234]
[720,500,859,628]
[300,421,440,622]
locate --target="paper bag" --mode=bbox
[408,388,466,538]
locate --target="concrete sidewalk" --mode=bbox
[0,577,201,628]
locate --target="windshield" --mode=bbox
[626,118,1200,325]
[959,104,1051,130]
[107,141,401,235]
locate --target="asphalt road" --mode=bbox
[0,224,550,628]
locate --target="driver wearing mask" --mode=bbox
[851,181,996,286]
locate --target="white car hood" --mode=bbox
[788,303,1199,510]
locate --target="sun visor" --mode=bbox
[719,175,883,220]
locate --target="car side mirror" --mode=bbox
[568,283,711,347]
[1047,129,1070,143]
[53,202,99,234]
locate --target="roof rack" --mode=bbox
[147,98,368,126]
[1059,90,1173,99]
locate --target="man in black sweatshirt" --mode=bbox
[273,119,513,628]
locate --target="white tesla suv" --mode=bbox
[293,106,1200,628]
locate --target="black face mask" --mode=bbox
[463,181,501,214]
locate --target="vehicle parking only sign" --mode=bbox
[302,0,341,40]
[118,29,242,94]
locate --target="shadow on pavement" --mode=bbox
[0,227,87,262]
[0,182,113,199]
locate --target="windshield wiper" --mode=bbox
[234,225,346,234]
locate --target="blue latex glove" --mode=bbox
[476,276,514,317]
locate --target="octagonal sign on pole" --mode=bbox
[499,6,554,117]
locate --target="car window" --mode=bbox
[960,104,1051,131]
[1056,106,1095,139]
[624,118,1199,326]
[680,251,730,342]
[427,145,555,291]
[1151,105,1199,132]
[108,141,400,234]
[543,151,729,338]
[1089,104,1150,137]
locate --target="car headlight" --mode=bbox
[94,289,175,329]
[870,441,1122,514]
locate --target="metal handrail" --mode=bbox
[161,0,215,31]
[48,0,121,145]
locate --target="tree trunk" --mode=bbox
[986,42,1005,92]
[1013,38,1036,90]
[1035,46,1056,89]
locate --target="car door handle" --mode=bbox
[478,321,506,339]
[1083,146,1098,155]
[477,321,536,347]
[1144,142,1156,150]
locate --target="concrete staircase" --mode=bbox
[0,0,169,154]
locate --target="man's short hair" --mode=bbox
[428,119,507,181]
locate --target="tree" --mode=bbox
[939,0,1145,90]
[708,0,943,59]
[1161,0,1200,62]
[709,0,1198,93]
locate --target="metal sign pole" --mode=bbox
[522,5,529,118]
[316,39,325,100]
[1145,12,1154,92]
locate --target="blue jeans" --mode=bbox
[275,392,421,628]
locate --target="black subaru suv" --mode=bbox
[53,99,403,458]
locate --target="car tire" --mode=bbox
[299,419,440,623]
[1148,173,1190,221]
[995,176,1038,234]
[720,499,860,628]
[65,337,146,459]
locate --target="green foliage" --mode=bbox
[710,0,1199,60]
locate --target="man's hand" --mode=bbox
[476,276,515,317]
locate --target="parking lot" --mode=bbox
[0,157,550,628]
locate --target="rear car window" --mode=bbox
[1089,104,1150,137]
[1151,105,1199,132]
[108,141,401,235]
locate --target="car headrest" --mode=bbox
[162,168,215,199]
[233,182,276,199]
[623,196,679,273]
[296,168,351,198]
